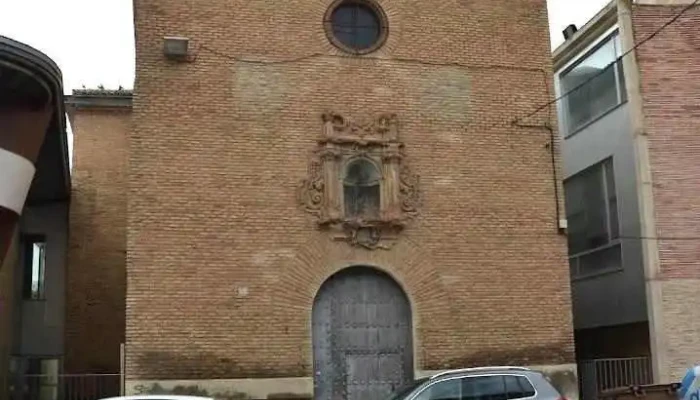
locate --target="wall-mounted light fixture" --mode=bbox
[163,36,190,61]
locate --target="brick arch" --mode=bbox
[312,265,413,400]
[276,231,459,373]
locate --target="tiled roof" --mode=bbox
[71,88,133,97]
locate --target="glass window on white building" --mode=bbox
[565,158,621,278]
[559,30,627,135]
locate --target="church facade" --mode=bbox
[66,0,577,399]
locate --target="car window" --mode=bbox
[415,378,462,400]
[462,376,507,400]
[504,376,536,399]
[386,379,429,400]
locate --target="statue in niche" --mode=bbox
[298,113,420,250]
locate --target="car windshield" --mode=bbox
[384,378,429,400]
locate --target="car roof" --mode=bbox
[429,366,539,380]
[100,396,214,400]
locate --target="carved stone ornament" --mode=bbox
[298,112,421,250]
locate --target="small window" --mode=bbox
[325,0,387,54]
[504,376,536,399]
[344,159,381,219]
[22,235,46,300]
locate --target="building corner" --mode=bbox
[615,0,667,384]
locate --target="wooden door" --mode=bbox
[313,267,413,400]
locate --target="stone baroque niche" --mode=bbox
[299,112,420,250]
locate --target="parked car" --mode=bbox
[100,396,214,400]
[385,366,565,400]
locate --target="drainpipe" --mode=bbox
[616,0,667,384]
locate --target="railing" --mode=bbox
[3,373,121,400]
[579,357,654,400]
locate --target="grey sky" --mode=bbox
[0,0,610,95]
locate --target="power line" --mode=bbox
[140,1,548,74]
[147,4,700,242]
[512,0,700,126]
[618,235,700,241]
[198,43,544,74]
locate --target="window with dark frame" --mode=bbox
[565,159,622,278]
[328,1,384,52]
[344,159,381,219]
[559,30,627,135]
[22,235,47,301]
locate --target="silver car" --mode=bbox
[386,367,564,400]
[101,396,214,400]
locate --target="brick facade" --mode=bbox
[127,0,575,382]
[65,104,130,373]
[633,4,700,380]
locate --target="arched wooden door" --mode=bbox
[313,267,413,400]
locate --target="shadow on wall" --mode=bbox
[134,382,311,400]
[135,351,309,380]
[438,341,574,370]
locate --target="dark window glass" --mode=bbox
[564,164,607,254]
[331,2,381,51]
[344,159,381,219]
[462,376,507,400]
[605,160,619,240]
[504,376,536,399]
[617,61,628,104]
[565,158,623,277]
[560,31,627,134]
[26,358,60,397]
[416,379,461,400]
[578,244,622,275]
[386,379,429,400]
[564,159,619,255]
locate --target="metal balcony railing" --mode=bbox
[579,357,654,400]
[2,373,122,400]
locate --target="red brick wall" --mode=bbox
[633,4,700,379]
[129,0,574,379]
[65,108,129,373]
[633,4,700,280]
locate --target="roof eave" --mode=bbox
[552,0,619,71]
[0,35,70,196]
[65,91,133,110]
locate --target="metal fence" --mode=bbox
[579,357,654,400]
[3,373,122,400]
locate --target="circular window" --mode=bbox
[325,0,388,54]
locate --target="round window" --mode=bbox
[325,0,388,54]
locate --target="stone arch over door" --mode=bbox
[312,266,413,400]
